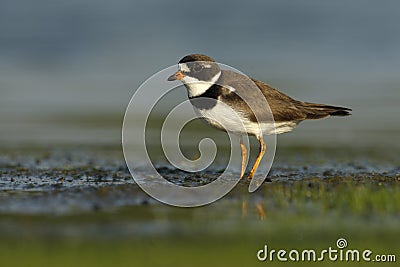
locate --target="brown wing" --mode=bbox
[218,70,351,122]
[216,70,276,122]
[252,78,352,120]
[249,78,309,122]
[217,71,307,122]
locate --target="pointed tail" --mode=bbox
[301,102,352,120]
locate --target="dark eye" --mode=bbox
[193,64,203,72]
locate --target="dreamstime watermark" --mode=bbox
[257,238,396,263]
[122,61,277,207]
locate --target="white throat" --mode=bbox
[181,71,221,97]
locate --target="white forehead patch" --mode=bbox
[178,63,190,72]
[179,62,213,72]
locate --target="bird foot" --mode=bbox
[247,171,255,180]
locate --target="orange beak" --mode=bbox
[167,70,185,81]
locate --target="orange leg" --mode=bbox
[240,136,247,179]
[248,135,266,179]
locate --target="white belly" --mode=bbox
[193,101,297,136]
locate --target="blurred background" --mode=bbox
[1,0,399,147]
[0,1,399,267]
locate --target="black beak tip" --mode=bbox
[167,74,176,81]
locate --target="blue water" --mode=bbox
[0,0,399,146]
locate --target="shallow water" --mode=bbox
[0,145,398,214]
[0,145,399,267]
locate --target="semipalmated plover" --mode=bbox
[168,54,351,179]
